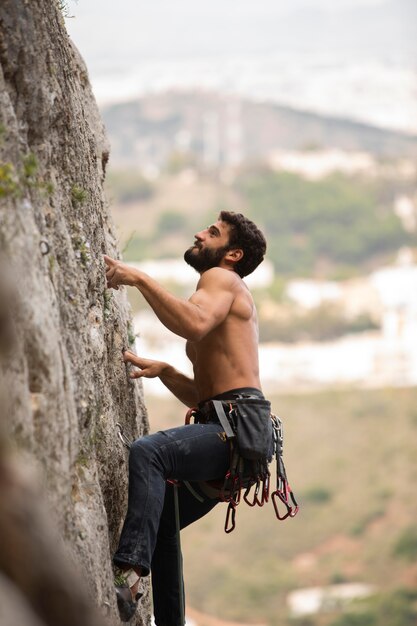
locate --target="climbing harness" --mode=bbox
[185,398,299,533]
[116,407,298,533]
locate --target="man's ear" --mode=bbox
[225,248,243,264]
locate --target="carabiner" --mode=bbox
[185,407,199,424]
[116,422,133,450]
[288,490,299,517]
[220,471,241,505]
[229,474,242,506]
[254,476,265,507]
[272,477,299,520]
[262,471,271,505]
[220,470,232,502]
[271,489,292,520]
[243,479,258,507]
[225,501,236,533]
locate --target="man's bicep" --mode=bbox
[189,281,234,328]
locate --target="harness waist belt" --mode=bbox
[196,388,264,433]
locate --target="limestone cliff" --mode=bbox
[0,1,149,624]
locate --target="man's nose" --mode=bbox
[194,231,204,241]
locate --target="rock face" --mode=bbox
[0,1,149,624]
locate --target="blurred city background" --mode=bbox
[68,2,417,625]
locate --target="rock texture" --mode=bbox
[0,1,149,624]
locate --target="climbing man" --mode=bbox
[104,211,267,624]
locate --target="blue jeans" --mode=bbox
[113,388,263,626]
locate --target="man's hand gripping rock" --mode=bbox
[104,255,139,290]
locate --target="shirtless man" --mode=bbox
[104,211,267,625]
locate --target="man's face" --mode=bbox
[184,220,232,273]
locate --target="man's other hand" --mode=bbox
[104,255,138,290]
[123,350,167,379]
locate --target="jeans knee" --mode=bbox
[131,433,156,451]
[129,436,153,463]
[129,434,167,470]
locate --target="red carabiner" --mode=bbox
[272,489,292,520]
[185,407,198,424]
[272,476,299,520]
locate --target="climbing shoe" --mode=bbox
[114,568,143,622]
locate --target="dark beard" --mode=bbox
[184,244,230,273]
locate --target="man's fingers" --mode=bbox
[122,351,158,378]
[106,271,120,290]
[105,265,116,289]
[123,350,141,365]
[103,254,115,268]
[106,266,116,281]
[104,256,120,289]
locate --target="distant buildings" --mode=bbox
[268,148,376,180]
[261,256,417,391]
[394,195,417,233]
[286,280,343,310]
[287,583,376,617]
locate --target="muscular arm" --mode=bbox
[159,365,198,407]
[104,257,236,341]
[123,351,198,407]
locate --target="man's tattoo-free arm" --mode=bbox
[134,270,234,341]
[159,365,198,408]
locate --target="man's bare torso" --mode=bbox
[186,268,261,402]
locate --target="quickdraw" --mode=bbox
[270,414,299,520]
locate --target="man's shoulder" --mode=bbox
[198,267,241,288]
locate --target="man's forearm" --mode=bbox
[105,257,233,340]
[134,272,203,340]
[159,364,198,408]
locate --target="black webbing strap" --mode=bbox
[212,400,236,440]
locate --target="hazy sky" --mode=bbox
[65,0,416,131]
[67,0,415,69]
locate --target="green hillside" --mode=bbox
[145,387,417,626]
[108,166,413,281]
[235,168,412,278]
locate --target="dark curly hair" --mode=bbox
[219,211,267,278]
